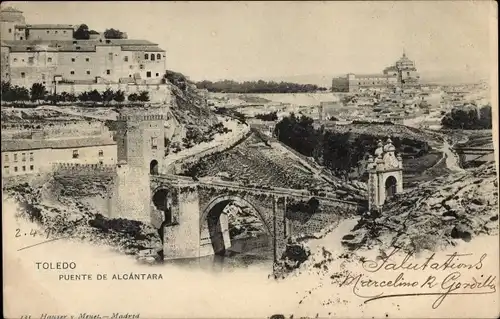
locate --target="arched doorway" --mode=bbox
[152,188,174,260]
[150,159,159,175]
[200,196,271,258]
[385,176,397,199]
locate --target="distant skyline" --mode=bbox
[4,1,497,84]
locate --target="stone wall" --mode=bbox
[167,124,251,174]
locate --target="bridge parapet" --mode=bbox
[151,173,361,207]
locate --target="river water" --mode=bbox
[163,233,274,271]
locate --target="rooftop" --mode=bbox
[2,39,164,53]
[1,7,23,13]
[1,135,116,152]
[355,74,395,79]
[17,24,75,29]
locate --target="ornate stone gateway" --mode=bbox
[366,138,404,210]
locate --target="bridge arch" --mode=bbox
[200,194,273,256]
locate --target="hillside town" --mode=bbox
[1,3,498,319]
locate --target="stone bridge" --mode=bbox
[149,174,361,261]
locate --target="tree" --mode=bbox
[78,91,90,102]
[128,93,138,102]
[1,81,15,101]
[30,83,46,101]
[441,105,491,130]
[255,111,278,121]
[74,24,90,40]
[104,28,125,39]
[101,88,115,104]
[113,90,125,103]
[88,89,102,103]
[14,86,30,101]
[137,91,150,102]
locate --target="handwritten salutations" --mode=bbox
[339,248,497,309]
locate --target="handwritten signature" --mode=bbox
[338,248,497,309]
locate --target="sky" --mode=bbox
[4,1,497,84]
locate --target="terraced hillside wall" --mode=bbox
[51,163,118,217]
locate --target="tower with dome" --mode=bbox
[366,138,404,210]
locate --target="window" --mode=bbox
[86,58,90,62]
[4,154,9,163]
[407,72,410,76]
[146,71,151,78]
[139,64,144,70]
[28,57,34,64]
[30,165,34,171]
[20,37,23,40]
[13,154,18,162]
[48,57,52,62]
[22,166,26,172]
[156,73,159,77]
[108,53,113,60]
[106,69,111,75]
[55,31,58,34]
[13,58,17,62]
[14,167,18,172]
[3,166,9,173]
[21,153,26,162]
[46,30,49,34]
[71,58,75,62]
[8,28,12,33]
[72,150,79,159]
[99,160,103,165]
[70,71,75,75]
[86,70,90,75]
[29,152,34,161]
[144,54,149,60]
[98,150,103,157]
[129,65,133,69]
[21,72,25,78]
[151,54,155,61]
[157,54,161,60]
[63,30,67,33]
[124,56,129,62]
[151,137,158,150]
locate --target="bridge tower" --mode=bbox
[366,138,403,210]
[111,107,167,223]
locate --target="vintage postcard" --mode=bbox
[2,1,499,318]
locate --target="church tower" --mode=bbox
[111,107,167,223]
[366,138,404,210]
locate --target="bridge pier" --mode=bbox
[162,185,202,259]
[272,196,287,263]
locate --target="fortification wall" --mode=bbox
[1,120,110,139]
[51,162,118,217]
[167,125,251,174]
[52,162,118,175]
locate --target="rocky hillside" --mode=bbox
[168,73,219,128]
[4,181,162,263]
[183,132,367,202]
[342,162,498,252]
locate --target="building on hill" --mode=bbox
[0,7,167,93]
[332,52,420,93]
[0,7,26,41]
[1,134,117,177]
